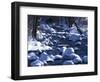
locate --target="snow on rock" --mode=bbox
[39,52,54,63]
[50,27,56,33]
[62,47,74,56]
[54,55,63,59]
[60,47,67,53]
[68,26,82,42]
[49,54,55,60]
[28,40,52,51]
[28,52,39,61]
[42,38,50,45]
[73,56,82,64]
[54,55,63,65]
[69,26,80,34]
[75,41,82,46]
[40,24,56,33]
[30,59,44,66]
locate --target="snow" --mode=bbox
[39,52,54,63]
[73,57,82,64]
[28,40,52,51]
[28,52,39,61]
[69,26,79,34]
[30,59,44,66]
[54,55,63,59]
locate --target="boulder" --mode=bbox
[63,53,80,60]
[39,52,54,64]
[30,59,44,66]
[62,47,74,56]
[63,60,74,65]
[54,55,63,65]
[82,56,88,64]
[73,56,82,64]
[28,52,39,61]
[69,33,81,42]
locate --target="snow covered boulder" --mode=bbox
[73,56,82,64]
[62,47,74,56]
[69,26,80,34]
[45,24,56,33]
[39,52,54,64]
[30,59,44,66]
[28,40,52,51]
[54,55,63,59]
[63,60,74,65]
[49,54,55,60]
[28,52,39,61]
[59,47,67,54]
[50,28,56,33]
[68,26,82,42]
[46,54,55,65]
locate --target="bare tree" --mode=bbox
[32,16,40,38]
